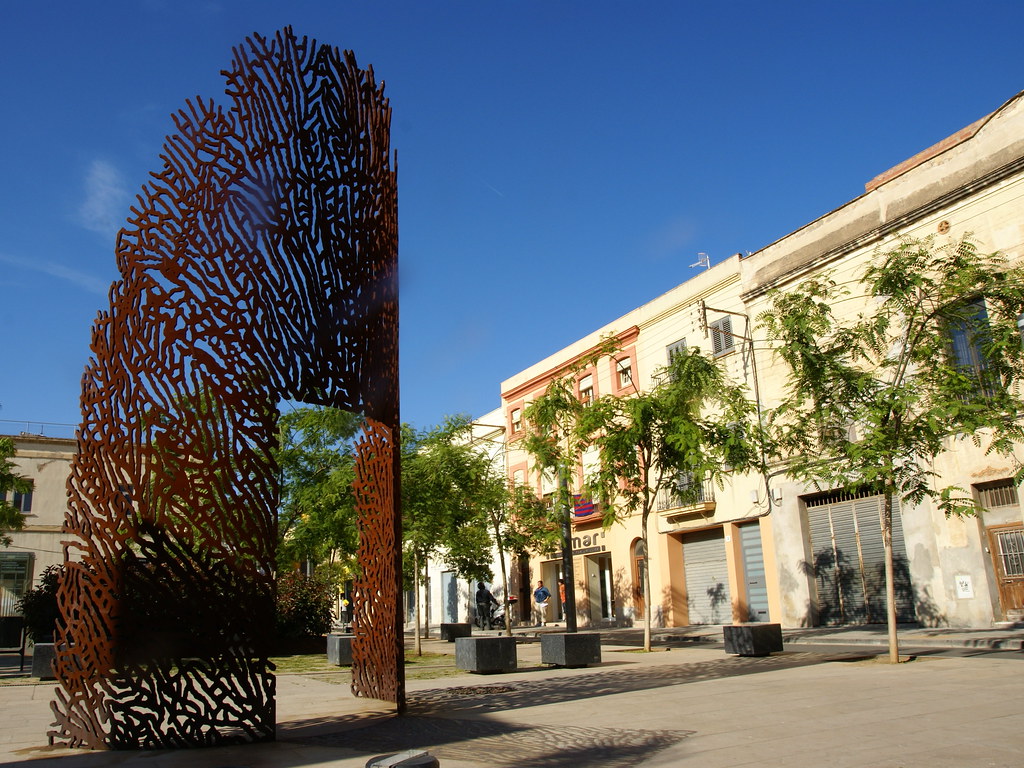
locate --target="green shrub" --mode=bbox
[275,570,332,639]
[17,564,62,642]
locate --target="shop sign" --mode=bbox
[572,531,606,555]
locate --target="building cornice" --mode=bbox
[501,325,640,402]
[741,154,1024,301]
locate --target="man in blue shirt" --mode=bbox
[533,580,551,626]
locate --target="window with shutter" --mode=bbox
[666,339,687,363]
[709,316,735,357]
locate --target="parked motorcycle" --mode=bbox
[482,595,517,629]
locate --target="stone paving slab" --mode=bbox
[1,639,1022,767]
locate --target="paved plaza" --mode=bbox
[1,627,1022,767]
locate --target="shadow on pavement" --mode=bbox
[405,650,862,716]
[303,714,693,768]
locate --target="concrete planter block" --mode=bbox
[455,636,517,673]
[31,642,56,680]
[723,623,783,656]
[541,632,602,667]
[440,622,472,642]
[327,633,354,666]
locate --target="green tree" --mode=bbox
[449,420,560,635]
[0,437,30,547]
[521,341,621,632]
[488,482,561,635]
[402,418,494,653]
[273,405,365,631]
[758,235,1024,662]
[275,406,363,579]
[577,347,760,651]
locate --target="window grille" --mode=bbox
[805,487,884,507]
[994,528,1024,578]
[978,482,1019,509]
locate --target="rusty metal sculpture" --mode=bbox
[51,28,402,749]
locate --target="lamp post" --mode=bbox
[559,468,578,633]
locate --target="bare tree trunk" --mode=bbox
[422,564,430,639]
[642,508,652,653]
[491,514,513,636]
[413,550,422,657]
[882,489,900,664]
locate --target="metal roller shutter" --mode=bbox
[806,492,915,625]
[683,529,732,624]
[739,523,770,622]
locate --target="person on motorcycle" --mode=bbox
[475,582,499,630]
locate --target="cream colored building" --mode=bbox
[500,90,1024,631]
[1,434,76,620]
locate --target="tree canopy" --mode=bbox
[577,346,760,649]
[521,339,761,646]
[402,417,495,584]
[275,406,364,577]
[0,437,30,547]
[758,234,1024,660]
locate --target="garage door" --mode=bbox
[683,529,732,624]
[739,522,770,622]
[806,492,915,625]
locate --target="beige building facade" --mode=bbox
[501,91,1024,631]
[1,435,76,621]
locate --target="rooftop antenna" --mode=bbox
[690,252,710,270]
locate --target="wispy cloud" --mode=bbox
[0,252,109,295]
[647,215,698,261]
[78,160,128,238]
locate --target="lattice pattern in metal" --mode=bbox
[51,28,401,749]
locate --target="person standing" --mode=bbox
[533,580,551,626]
[475,582,498,630]
[558,578,567,620]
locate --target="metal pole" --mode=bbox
[559,469,578,633]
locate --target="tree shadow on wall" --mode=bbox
[685,581,729,625]
[799,548,856,625]
[611,566,636,626]
[800,547,921,627]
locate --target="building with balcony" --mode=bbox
[499,90,1024,631]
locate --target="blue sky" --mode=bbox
[2,1,1024,436]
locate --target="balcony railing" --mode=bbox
[656,478,715,512]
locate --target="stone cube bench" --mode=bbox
[455,635,517,673]
[327,633,353,666]
[541,632,602,667]
[31,642,56,680]
[723,623,783,656]
[440,622,472,642]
